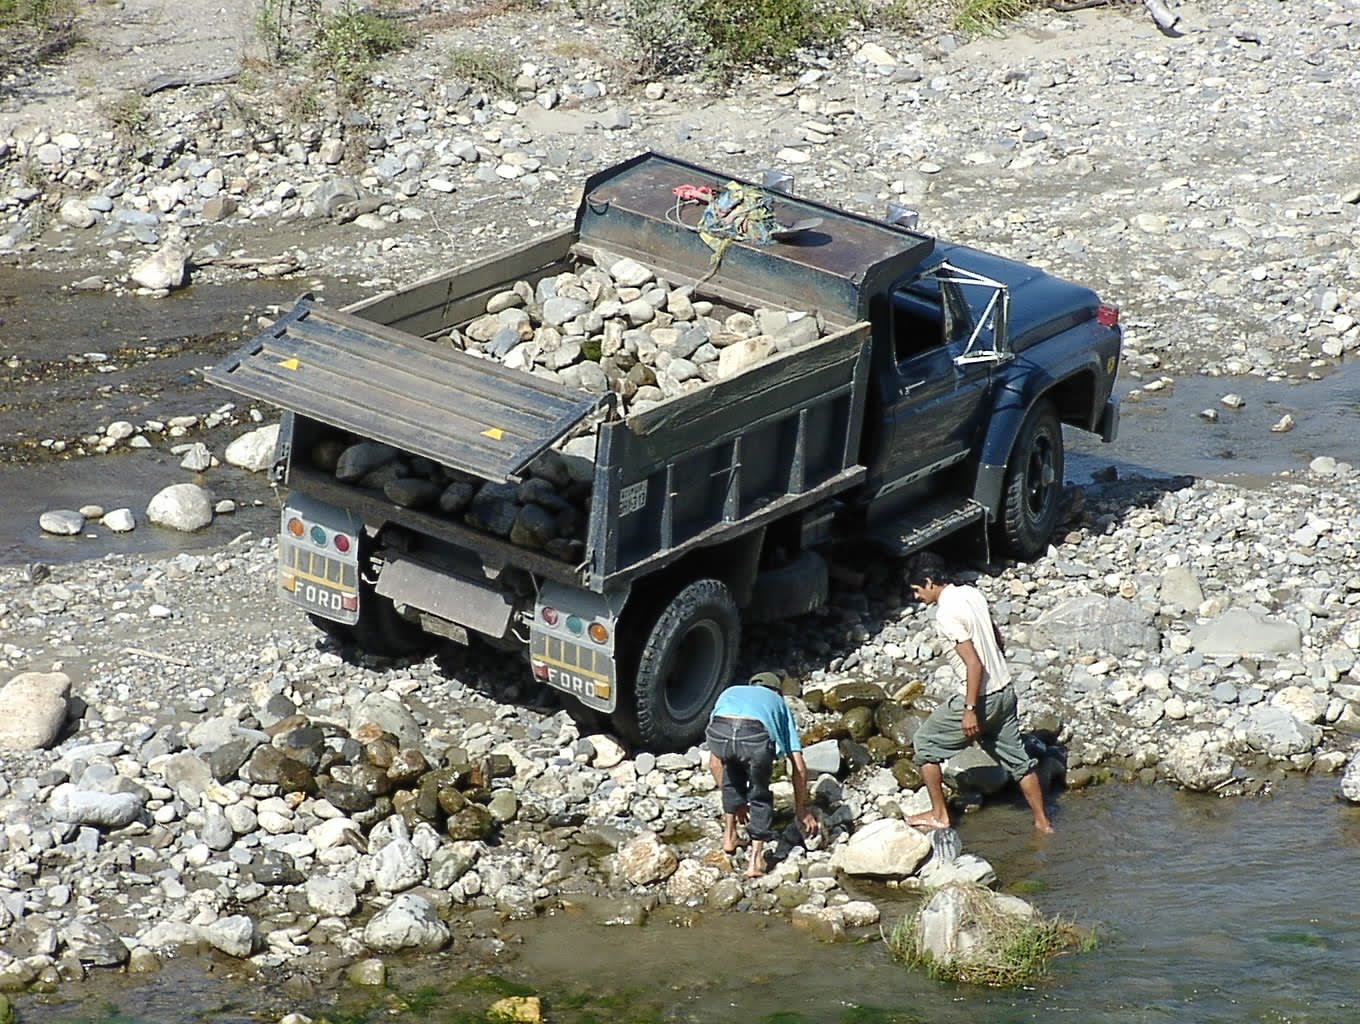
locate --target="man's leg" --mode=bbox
[911,761,952,829]
[1018,771,1054,834]
[907,704,966,829]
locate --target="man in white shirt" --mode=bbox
[905,552,1054,834]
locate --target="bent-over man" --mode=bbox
[706,673,819,877]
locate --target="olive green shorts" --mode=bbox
[911,685,1037,781]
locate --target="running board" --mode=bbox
[867,497,988,557]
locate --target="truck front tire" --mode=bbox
[626,578,740,752]
[998,398,1064,560]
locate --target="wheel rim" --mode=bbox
[664,617,725,721]
[1024,429,1058,521]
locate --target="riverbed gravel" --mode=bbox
[2,0,1359,1006]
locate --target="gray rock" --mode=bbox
[1340,754,1360,804]
[830,819,930,878]
[371,836,426,893]
[39,509,84,536]
[336,441,399,482]
[129,245,189,291]
[62,920,130,966]
[307,875,359,917]
[49,784,144,829]
[103,508,136,532]
[178,442,213,472]
[351,694,421,750]
[1243,705,1321,757]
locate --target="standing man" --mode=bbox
[906,552,1055,834]
[706,673,819,878]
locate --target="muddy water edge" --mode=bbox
[12,776,1360,1024]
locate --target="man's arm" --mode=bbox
[955,638,984,740]
[788,751,818,835]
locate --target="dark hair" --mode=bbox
[906,551,952,588]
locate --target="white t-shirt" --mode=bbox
[935,583,1010,693]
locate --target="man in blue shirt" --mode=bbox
[707,673,818,878]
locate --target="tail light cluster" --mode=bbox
[1096,303,1120,328]
[286,514,353,554]
[539,605,610,645]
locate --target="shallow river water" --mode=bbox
[19,775,1359,1024]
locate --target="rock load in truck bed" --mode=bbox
[297,250,833,562]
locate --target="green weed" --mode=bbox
[312,2,408,87]
[953,0,1040,34]
[446,46,518,95]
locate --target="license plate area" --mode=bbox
[531,633,617,713]
[279,539,359,625]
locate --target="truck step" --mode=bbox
[867,497,988,557]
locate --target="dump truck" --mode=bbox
[207,151,1121,751]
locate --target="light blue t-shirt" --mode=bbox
[710,685,802,757]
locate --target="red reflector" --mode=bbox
[333,533,351,553]
[1096,304,1120,327]
[541,607,559,626]
[341,593,358,611]
[531,661,550,681]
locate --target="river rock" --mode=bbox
[62,920,129,966]
[918,852,997,889]
[615,831,678,885]
[59,197,97,229]
[371,836,426,893]
[1158,566,1204,610]
[129,244,189,291]
[0,671,70,750]
[1340,754,1360,804]
[1163,731,1235,791]
[351,695,421,750]
[944,746,1008,795]
[361,893,450,952]
[146,483,214,531]
[202,916,256,958]
[1243,705,1321,757]
[49,783,145,829]
[224,424,279,472]
[103,508,136,532]
[38,509,84,535]
[303,875,356,913]
[1190,609,1302,657]
[665,859,720,905]
[830,819,930,878]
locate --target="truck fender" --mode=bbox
[972,376,1054,517]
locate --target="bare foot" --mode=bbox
[1034,821,1056,835]
[906,812,951,830]
[743,865,766,879]
[722,837,750,855]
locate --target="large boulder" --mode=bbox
[830,819,931,879]
[1243,705,1321,758]
[1028,595,1159,658]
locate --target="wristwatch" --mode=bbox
[963,703,977,711]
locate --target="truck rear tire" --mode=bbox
[998,398,1064,560]
[626,578,740,752]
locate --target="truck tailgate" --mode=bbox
[206,297,610,482]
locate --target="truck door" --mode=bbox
[879,273,997,485]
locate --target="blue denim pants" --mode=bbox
[706,717,776,840]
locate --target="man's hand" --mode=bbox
[734,804,750,824]
[962,708,981,740]
[797,808,819,837]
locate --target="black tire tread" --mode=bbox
[998,398,1064,560]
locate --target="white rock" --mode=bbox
[361,893,450,952]
[146,483,214,531]
[224,423,279,472]
[103,508,136,532]
[830,819,931,878]
[130,245,189,291]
